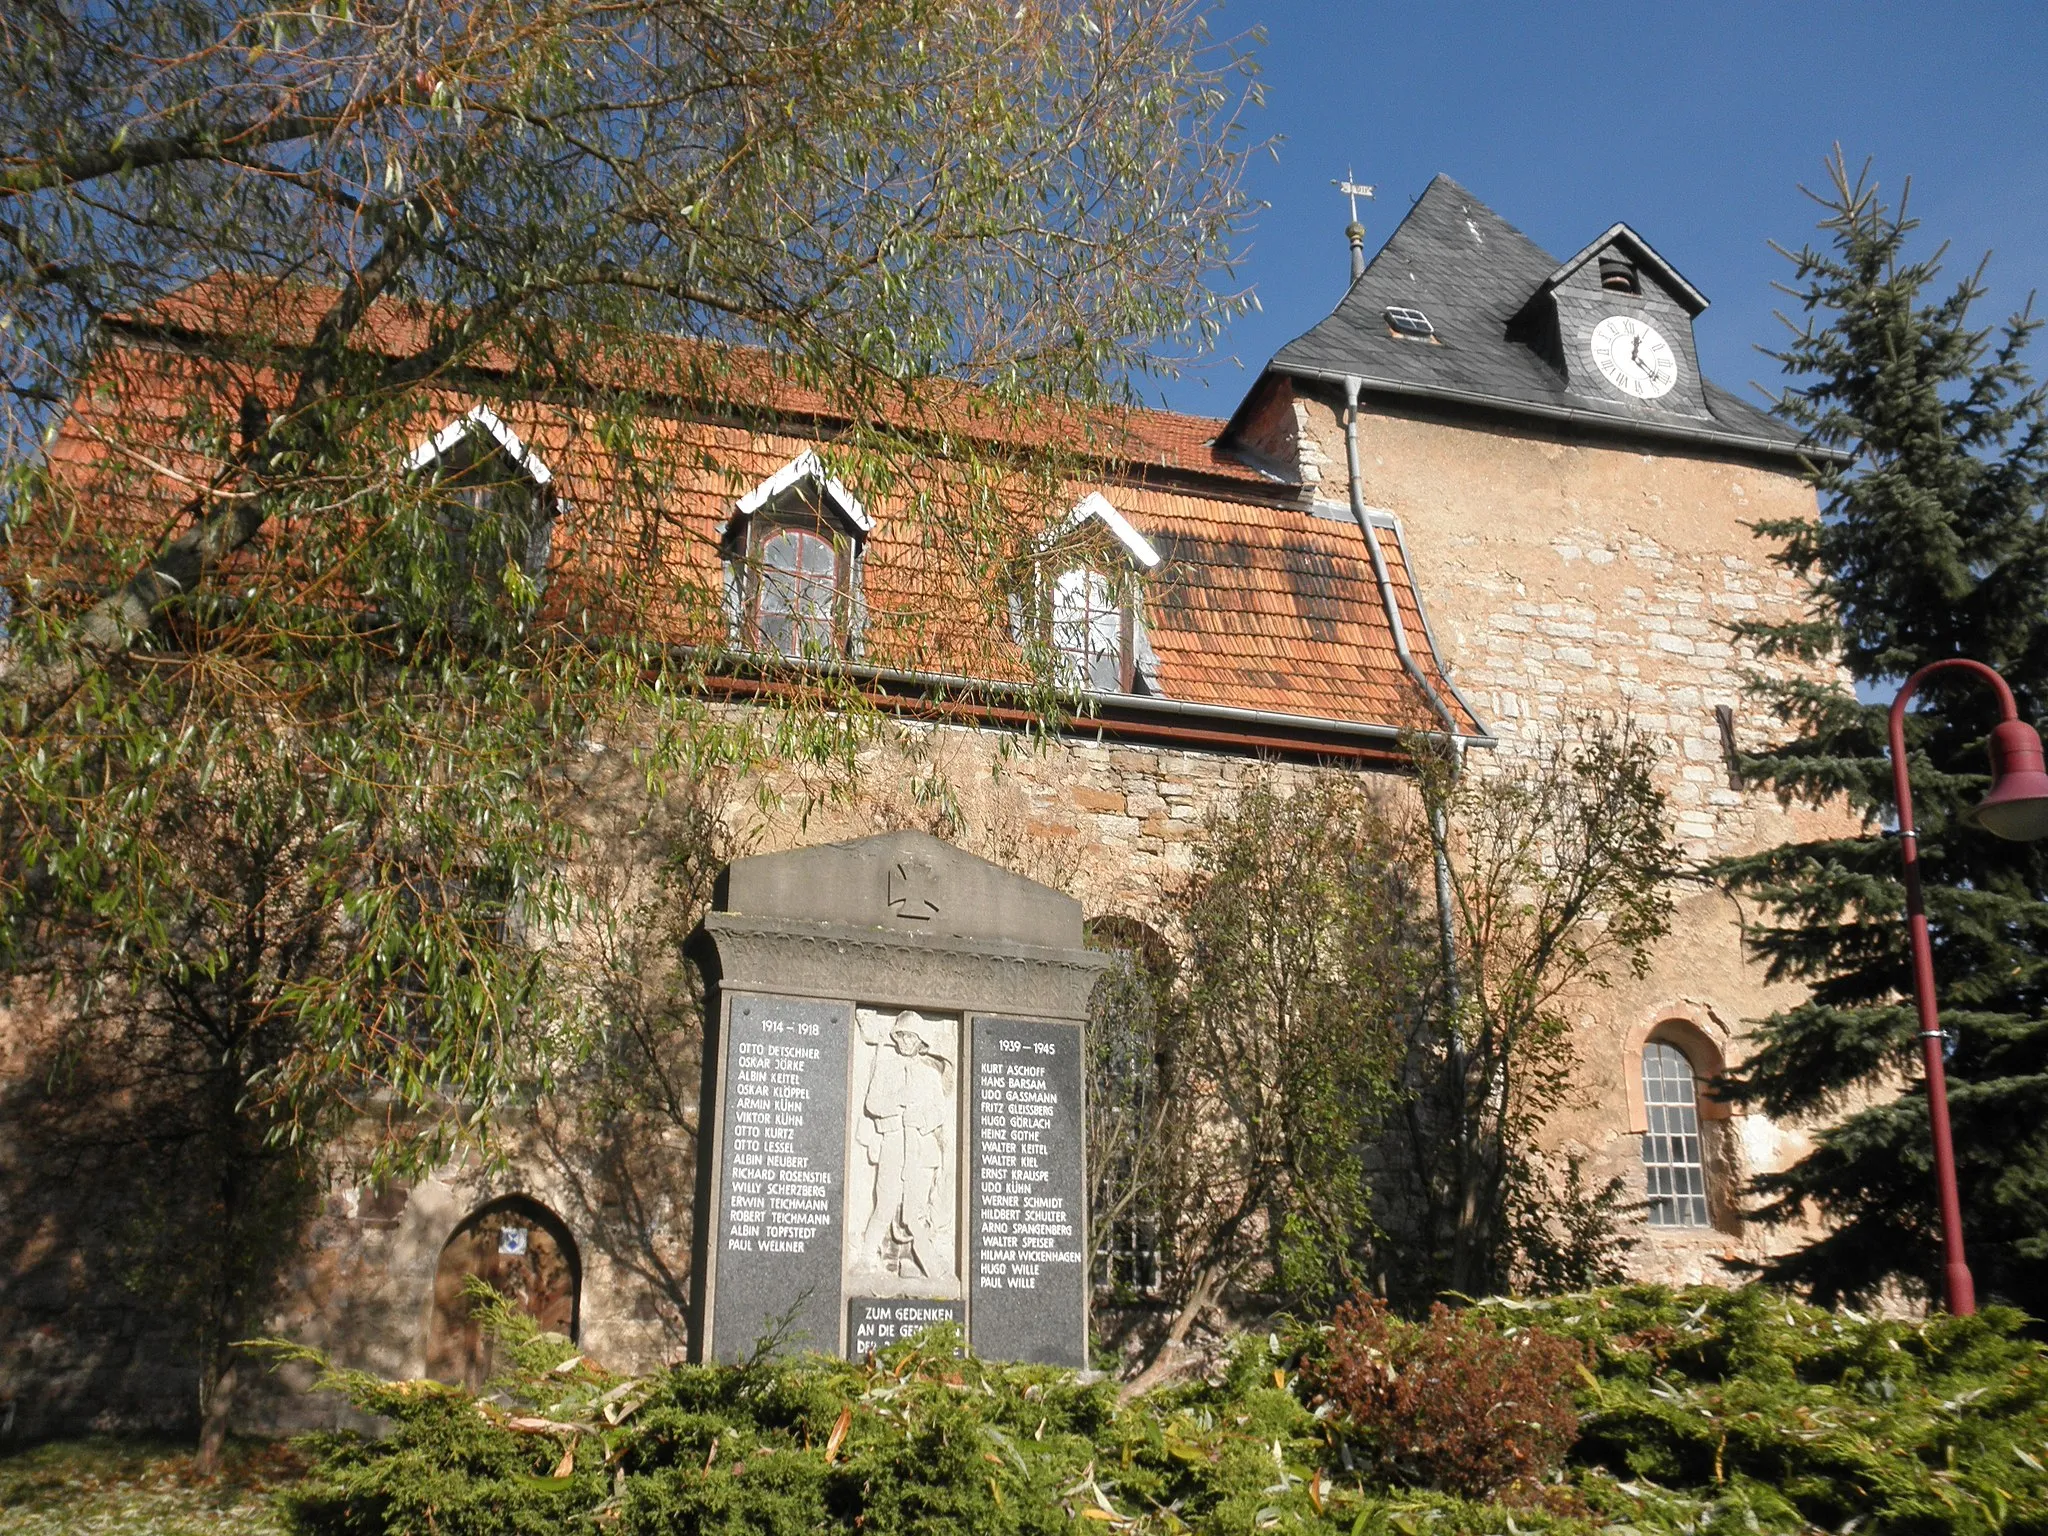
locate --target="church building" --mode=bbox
[3,175,1851,1434]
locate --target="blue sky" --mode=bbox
[1151,0,2048,422]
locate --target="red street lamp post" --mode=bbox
[1888,658,2048,1317]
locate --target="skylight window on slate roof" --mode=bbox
[1384,306,1437,341]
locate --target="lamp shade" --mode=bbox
[1964,719,2048,841]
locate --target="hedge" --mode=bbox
[268,1285,2048,1536]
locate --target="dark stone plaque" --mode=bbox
[709,994,850,1361]
[968,1016,1086,1366]
[846,1296,964,1358]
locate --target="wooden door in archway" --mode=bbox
[425,1198,579,1389]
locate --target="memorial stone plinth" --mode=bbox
[691,831,1105,1367]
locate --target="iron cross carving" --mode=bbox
[887,858,941,922]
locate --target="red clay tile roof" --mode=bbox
[34,281,1481,751]
[118,276,1282,491]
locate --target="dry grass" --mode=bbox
[0,1437,300,1536]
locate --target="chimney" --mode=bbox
[1346,221,1367,282]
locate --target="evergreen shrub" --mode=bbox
[1531,1285,2048,1536]
[1305,1295,1585,1498]
[271,1286,2048,1536]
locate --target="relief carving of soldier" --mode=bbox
[855,1009,956,1277]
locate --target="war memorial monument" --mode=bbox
[689,831,1107,1366]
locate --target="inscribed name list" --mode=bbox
[969,1016,1086,1367]
[711,994,850,1361]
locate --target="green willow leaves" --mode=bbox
[0,0,1256,1454]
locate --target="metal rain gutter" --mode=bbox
[688,650,1498,754]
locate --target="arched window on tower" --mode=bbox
[1640,1040,1710,1228]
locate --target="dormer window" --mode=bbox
[1384,306,1437,341]
[1052,567,1134,692]
[1027,492,1163,695]
[1599,256,1641,294]
[722,450,870,661]
[754,523,844,657]
[405,404,561,636]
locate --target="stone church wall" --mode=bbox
[1288,388,1857,1282]
[0,724,1361,1438]
[0,392,1863,1435]
[255,729,1362,1428]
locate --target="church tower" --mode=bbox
[1221,174,1852,1282]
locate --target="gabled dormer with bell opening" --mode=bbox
[1511,222,1713,423]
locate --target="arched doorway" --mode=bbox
[425,1195,580,1389]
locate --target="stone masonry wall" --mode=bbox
[1290,389,1857,1283]
[0,713,1376,1440]
[177,729,1356,1435]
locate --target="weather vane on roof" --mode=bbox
[1332,170,1375,225]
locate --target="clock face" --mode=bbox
[1589,314,1679,400]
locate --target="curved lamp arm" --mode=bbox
[1885,657,2022,1317]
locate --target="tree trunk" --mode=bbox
[195,1357,238,1474]
[196,1042,252,1475]
[1118,1265,1223,1403]
[1450,1178,1487,1296]
[1449,1125,1508,1297]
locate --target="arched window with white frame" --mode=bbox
[404,404,563,641]
[1640,1040,1710,1228]
[720,449,871,661]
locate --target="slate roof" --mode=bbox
[34,286,1482,758]
[1253,175,1818,462]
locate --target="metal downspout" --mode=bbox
[1342,381,1468,1205]
[1341,372,1466,958]
[1337,378,1465,749]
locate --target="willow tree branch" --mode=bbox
[12,206,429,708]
[1,111,362,197]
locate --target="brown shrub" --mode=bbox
[1311,1295,1586,1499]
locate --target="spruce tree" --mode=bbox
[1718,153,2048,1313]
